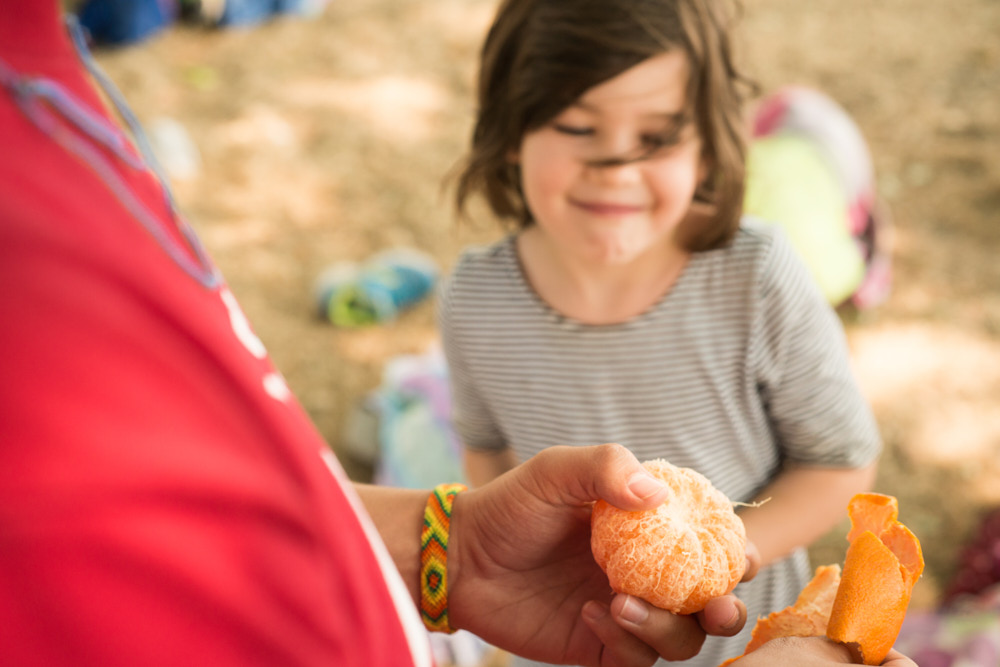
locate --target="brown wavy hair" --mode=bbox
[454,0,756,251]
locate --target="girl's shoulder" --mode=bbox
[682,219,818,313]
[453,234,518,270]
[702,218,806,277]
[690,217,785,276]
[446,235,520,291]
[720,218,834,321]
[439,234,522,312]
[729,217,786,256]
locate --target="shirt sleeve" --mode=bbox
[436,256,508,453]
[749,227,882,467]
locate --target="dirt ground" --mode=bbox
[94,0,999,621]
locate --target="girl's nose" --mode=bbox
[583,136,652,176]
[584,128,639,167]
[586,153,634,169]
[584,156,643,187]
[584,143,645,185]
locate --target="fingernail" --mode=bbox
[582,601,607,622]
[619,595,649,625]
[721,605,741,631]
[628,472,666,500]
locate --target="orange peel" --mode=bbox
[590,459,747,615]
[827,493,924,665]
[717,492,923,666]
[718,564,841,666]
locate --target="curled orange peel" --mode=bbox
[717,492,923,667]
[827,493,924,665]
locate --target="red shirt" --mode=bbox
[0,4,430,665]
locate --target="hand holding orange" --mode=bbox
[589,460,923,666]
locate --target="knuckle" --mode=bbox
[596,442,633,469]
[665,631,706,661]
[646,614,705,662]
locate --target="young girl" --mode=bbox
[438,1,881,665]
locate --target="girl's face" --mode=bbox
[514,50,706,266]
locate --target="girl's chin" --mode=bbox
[582,242,646,266]
[582,233,672,265]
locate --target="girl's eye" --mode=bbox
[553,123,593,137]
[641,130,682,151]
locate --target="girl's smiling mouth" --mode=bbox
[571,198,646,216]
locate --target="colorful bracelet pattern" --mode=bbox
[420,482,467,633]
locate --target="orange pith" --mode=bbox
[744,564,841,653]
[590,459,747,615]
[717,564,841,666]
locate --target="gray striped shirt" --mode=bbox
[438,220,881,666]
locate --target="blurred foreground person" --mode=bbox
[0,2,913,666]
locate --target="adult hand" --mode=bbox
[448,443,759,667]
[731,636,916,666]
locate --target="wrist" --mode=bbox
[419,483,467,633]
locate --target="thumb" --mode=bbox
[525,444,669,511]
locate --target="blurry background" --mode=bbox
[87,0,998,623]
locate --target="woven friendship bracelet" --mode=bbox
[420,482,467,633]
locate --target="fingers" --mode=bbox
[741,638,918,666]
[583,595,707,665]
[595,595,724,660]
[742,540,762,582]
[526,444,669,511]
[729,636,846,665]
[581,601,660,667]
[729,636,915,665]
[881,648,918,667]
[584,596,918,667]
[696,595,748,637]
[582,594,747,665]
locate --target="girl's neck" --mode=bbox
[516,228,690,326]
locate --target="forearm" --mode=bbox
[353,483,428,604]
[463,446,518,488]
[738,462,877,566]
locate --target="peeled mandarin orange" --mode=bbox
[590,459,747,615]
[827,492,924,665]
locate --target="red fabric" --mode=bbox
[0,4,426,665]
